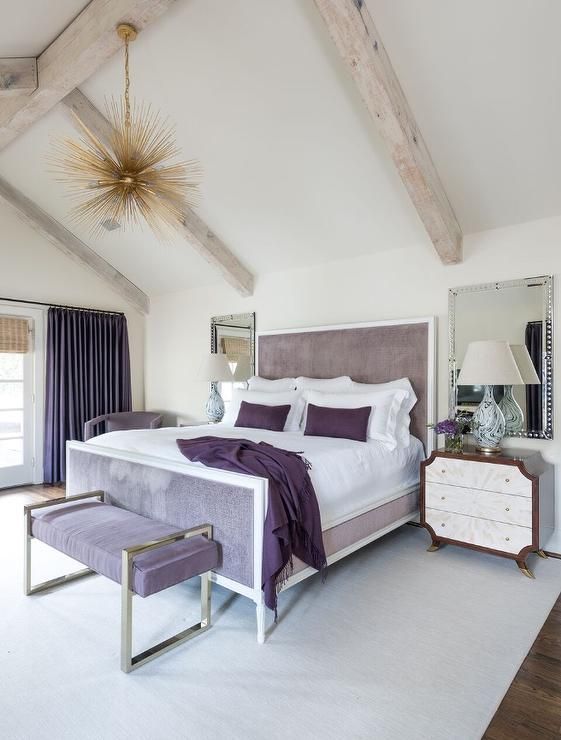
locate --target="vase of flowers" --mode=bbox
[430,414,471,453]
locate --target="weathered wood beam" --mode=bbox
[0,0,176,151]
[0,58,37,96]
[313,0,462,264]
[62,88,114,143]
[61,89,255,297]
[0,176,149,314]
[179,207,254,298]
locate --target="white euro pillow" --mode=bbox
[348,378,417,447]
[302,388,408,450]
[247,376,297,392]
[296,376,353,392]
[222,389,304,431]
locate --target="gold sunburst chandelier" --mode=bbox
[51,23,201,237]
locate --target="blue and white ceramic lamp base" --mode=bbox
[206,382,225,423]
[498,384,524,434]
[471,384,506,453]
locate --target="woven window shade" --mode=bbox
[220,336,250,358]
[0,316,30,353]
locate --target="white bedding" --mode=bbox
[86,425,424,529]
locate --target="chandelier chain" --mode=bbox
[124,34,131,128]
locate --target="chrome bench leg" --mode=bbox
[121,524,214,674]
[23,491,104,595]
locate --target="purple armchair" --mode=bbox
[84,411,162,441]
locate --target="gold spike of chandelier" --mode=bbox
[51,23,201,237]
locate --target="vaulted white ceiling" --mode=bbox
[0,0,89,56]
[366,0,561,234]
[0,0,559,297]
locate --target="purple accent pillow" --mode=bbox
[234,401,291,432]
[304,403,371,442]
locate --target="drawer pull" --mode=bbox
[505,507,510,512]
[441,469,446,474]
[505,537,510,541]
[441,523,445,527]
[505,478,510,483]
[441,496,446,500]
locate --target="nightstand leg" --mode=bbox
[427,540,441,552]
[516,560,535,579]
[537,550,548,559]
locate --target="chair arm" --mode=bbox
[149,415,163,429]
[84,415,107,441]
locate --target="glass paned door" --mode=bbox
[0,346,34,488]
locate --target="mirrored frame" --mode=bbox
[210,312,255,372]
[449,275,553,440]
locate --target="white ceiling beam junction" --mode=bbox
[0,58,37,96]
[0,0,177,151]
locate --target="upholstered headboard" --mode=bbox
[257,318,435,449]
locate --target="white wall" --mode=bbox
[146,213,561,550]
[0,204,145,408]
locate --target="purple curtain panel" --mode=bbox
[43,308,132,483]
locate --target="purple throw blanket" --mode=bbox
[176,436,327,615]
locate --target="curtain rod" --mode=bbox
[0,296,124,316]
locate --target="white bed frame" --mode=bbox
[67,317,436,643]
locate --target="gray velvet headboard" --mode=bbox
[257,319,435,448]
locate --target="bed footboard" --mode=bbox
[66,443,265,592]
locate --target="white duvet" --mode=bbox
[86,425,424,529]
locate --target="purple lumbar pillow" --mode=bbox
[234,401,291,432]
[304,403,371,442]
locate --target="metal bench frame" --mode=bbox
[24,491,213,673]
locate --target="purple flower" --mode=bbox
[434,418,459,436]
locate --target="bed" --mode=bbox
[66,317,436,642]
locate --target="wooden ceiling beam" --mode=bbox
[0,175,149,314]
[313,0,462,264]
[0,0,176,151]
[0,58,37,96]
[61,89,255,297]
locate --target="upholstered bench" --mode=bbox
[24,491,219,672]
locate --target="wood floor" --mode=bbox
[3,483,561,738]
[484,586,561,739]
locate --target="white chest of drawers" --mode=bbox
[420,448,554,578]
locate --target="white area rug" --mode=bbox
[1,508,560,740]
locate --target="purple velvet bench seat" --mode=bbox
[24,491,219,672]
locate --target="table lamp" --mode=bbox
[198,353,233,423]
[457,341,524,453]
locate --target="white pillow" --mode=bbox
[247,376,297,392]
[348,378,417,447]
[296,376,352,392]
[222,389,304,431]
[302,388,408,450]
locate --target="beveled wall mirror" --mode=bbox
[210,312,255,370]
[449,276,553,439]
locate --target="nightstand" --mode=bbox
[420,447,554,578]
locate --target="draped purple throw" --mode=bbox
[44,308,132,483]
[176,436,327,615]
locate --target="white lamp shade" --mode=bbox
[232,355,252,382]
[510,344,541,384]
[197,353,233,382]
[457,341,524,386]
